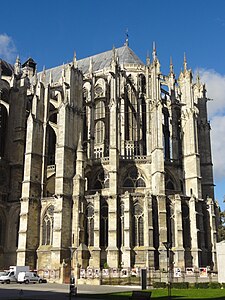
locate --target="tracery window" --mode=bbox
[42,205,54,245]
[165,172,175,191]
[94,121,105,145]
[95,100,105,120]
[123,167,146,188]
[86,204,94,246]
[94,85,104,98]
[133,202,144,247]
[93,170,109,190]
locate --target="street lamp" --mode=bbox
[69,246,77,299]
[163,242,172,300]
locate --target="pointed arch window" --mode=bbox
[42,205,54,245]
[123,167,146,189]
[120,202,125,247]
[93,169,109,190]
[100,199,108,248]
[86,204,94,246]
[47,126,56,165]
[95,100,105,120]
[95,121,105,144]
[133,202,144,246]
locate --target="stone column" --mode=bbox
[17,111,43,269]
[144,192,155,268]
[157,195,168,270]
[90,192,101,268]
[107,56,119,267]
[120,97,125,156]
[107,195,119,267]
[196,200,206,266]
[51,195,72,269]
[172,194,184,268]
[206,197,217,271]
[121,192,131,267]
[189,196,199,269]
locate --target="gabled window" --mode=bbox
[42,205,54,245]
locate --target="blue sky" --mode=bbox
[1,0,225,208]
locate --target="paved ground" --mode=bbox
[0,282,141,300]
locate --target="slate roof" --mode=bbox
[0,59,14,76]
[40,45,144,83]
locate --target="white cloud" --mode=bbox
[0,33,17,63]
[197,69,225,181]
[198,69,225,118]
[210,115,225,179]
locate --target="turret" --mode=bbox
[14,56,21,76]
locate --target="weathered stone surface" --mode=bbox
[0,45,218,275]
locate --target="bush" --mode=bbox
[153,282,167,289]
[208,282,221,289]
[171,282,189,289]
[194,282,209,289]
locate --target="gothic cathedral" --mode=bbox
[0,43,218,274]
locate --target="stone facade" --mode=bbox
[0,43,219,274]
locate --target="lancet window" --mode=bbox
[42,205,54,245]
[119,202,125,247]
[100,198,108,248]
[47,126,56,165]
[94,100,105,158]
[163,107,171,160]
[86,204,94,246]
[124,74,147,156]
[132,201,144,247]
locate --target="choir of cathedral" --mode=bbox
[0,41,219,277]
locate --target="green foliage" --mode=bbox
[218,209,225,242]
[208,282,221,289]
[153,281,167,288]
[103,262,109,269]
[194,282,209,289]
[171,282,189,289]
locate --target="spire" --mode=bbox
[14,55,21,75]
[170,56,174,74]
[40,66,46,83]
[183,52,187,72]
[33,69,38,86]
[124,28,129,46]
[152,41,157,61]
[196,70,200,84]
[146,50,150,66]
[73,51,78,68]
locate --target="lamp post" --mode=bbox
[69,246,76,299]
[163,242,172,300]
